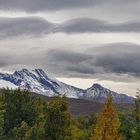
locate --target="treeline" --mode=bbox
[0,88,139,140]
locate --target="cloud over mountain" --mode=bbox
[45,43,140,79]
[0,42,139,80]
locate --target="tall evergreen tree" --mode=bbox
[91,95,120,140]
[2,88,38,134]
[44,96,71,140]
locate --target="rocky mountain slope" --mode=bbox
[0,69,134,103]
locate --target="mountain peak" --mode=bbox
[14,68,30,74]
[91,83,104,90]
[14,69,32,77]
[34,68,46,75]
[0,69,134,103]
[13,69,46,78]
[34,68,45,73]
[22,68,29,72]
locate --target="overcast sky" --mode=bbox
[0,0,140,96]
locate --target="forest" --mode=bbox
[0,88,139,140]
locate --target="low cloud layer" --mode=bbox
[0,42,140,83]
[44,43,140,79]
[1,17,140,39]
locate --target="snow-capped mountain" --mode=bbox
[0,69,84,98]
[81,84,133,103]
[0,69,134,103]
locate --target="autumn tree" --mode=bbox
[91,95,120,140]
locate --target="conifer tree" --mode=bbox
[91,95,120,140]
[2,88,38,134]
[44,96,71,140]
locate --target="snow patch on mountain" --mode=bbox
[0,69,134,103]
[0,80,18,89]
[81,83,133,103]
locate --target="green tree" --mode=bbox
[2,88,38,134]
[118,113,134,140]
[10,121,31,140]
[29,99,46,140]
[0,97,5,140]
[91,95,120,140]
[132,90,140,139]
[71,114,97,140]
[44,96,71,140]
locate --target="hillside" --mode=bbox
[31,92,134,115]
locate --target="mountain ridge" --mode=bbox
[0,69,134,103]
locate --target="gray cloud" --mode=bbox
[56,18,140,33]
[44,43,140,79]
[0,41,140,82]
[90,43,140,76]
[45,49,97,77]
[0,54,17,67]
[95,54,140,76]
[1,17,140,39]
[0,0,137,12]
[0,17,53,39]
[0,0,103,12]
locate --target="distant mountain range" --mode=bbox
[0,69,134,103]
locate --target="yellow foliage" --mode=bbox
[91,95,120,140]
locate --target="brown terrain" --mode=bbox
[32,92,134,116]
